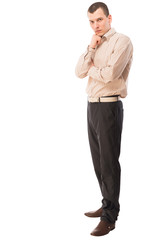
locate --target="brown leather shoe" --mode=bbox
[84,207,102,217]
[90,220,115,236]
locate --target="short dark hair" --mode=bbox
[88,2,109,17]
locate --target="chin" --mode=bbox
[96,32,102,37]
[97,31,104,36]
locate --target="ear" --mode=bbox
[108,14,112,24]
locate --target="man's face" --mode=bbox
[87,8,112,37]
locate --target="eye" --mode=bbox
[98,18,102,22]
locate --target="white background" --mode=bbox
[0,0,160,239]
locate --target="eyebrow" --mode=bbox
[89,17,103,22]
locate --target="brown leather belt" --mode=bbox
[88,96,120,103]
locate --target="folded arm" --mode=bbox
[87,37,133,84]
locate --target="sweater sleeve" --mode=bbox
[75,46,95,79]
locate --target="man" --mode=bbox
[75,2,133,237]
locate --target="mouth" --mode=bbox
[95,30,102,34]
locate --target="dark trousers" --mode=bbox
[87,100,123,223]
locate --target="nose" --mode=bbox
[94,22,99,29]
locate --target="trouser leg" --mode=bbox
[87,101,123,223]
[87,104,102,192]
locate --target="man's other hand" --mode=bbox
[89,34,101,49]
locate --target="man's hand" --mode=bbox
[89,34,102,49]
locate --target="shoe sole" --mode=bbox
[90,227,115,236]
